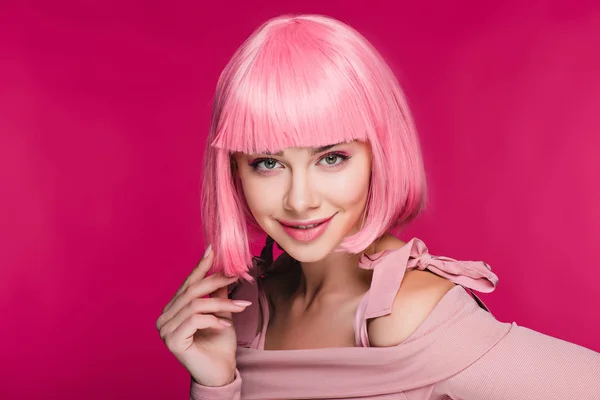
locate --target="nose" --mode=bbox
[283,170,319,213]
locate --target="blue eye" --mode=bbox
[261,159,278,169]
[318,152,350,167]
[321,154,339,165]
[248,158,281,171]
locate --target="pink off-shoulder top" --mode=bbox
[190,238,600,399]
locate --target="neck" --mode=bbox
[291,237,386,311]
[288,233,403,311]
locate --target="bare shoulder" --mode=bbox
[368,268,457,347]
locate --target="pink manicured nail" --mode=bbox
[203,244,212,258]
[233,300,252,307]
[218,319,232,327]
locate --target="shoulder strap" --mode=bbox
[355,238,499,346]
[354,241,414,347]
[359,242,414,320]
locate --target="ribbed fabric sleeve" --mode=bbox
[189,369,242,400]
[431,323,600,399]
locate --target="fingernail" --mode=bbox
[218,319,232,327]
[203,244,212,258]
[233,300,252,307]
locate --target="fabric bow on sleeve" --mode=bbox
[408,239,498,293]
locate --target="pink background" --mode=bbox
[1,1,599,398]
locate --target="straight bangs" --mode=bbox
[211,17,379,154]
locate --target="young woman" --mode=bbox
[156,14,600,399]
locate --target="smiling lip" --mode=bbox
[278,214,336,242]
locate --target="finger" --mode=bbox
[180,245,215,293]
[159,297,250,337]
[164,246,215,312]
[211,283,229,300]
[164,313,228,353]
[188,244,215,283]
[209,284,236,321]
[161,273,238,322]
[161,272,235,321]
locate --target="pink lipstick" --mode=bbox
[278,214,335,242]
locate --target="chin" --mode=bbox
[276,241,332,263]
[269,224,354,263]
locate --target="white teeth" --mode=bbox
[294,223,318,229]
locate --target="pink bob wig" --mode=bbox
[202,14,428,280]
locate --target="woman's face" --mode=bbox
[234,141,372,263]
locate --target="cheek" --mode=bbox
[239,173,282,220]
[321,162,370,208]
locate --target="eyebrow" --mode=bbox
[264,144,339,157]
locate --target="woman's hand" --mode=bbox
[156,246,250,387]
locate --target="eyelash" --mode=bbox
[248,152,351,174]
